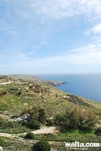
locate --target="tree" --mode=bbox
[32,140,51,151]
[38,108,46,124]
[67,106,98,130]
[55,106,98,131]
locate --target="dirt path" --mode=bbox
[0,126,56,139]
[32,126,56,134]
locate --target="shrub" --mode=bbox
[0,137,6,147]
[69,107,98,130]
[38,108,46,124]
[20,106,47,124]
[46,119,54,126]
[24,132,35,139]
[0,118,16,129]
[55,106,98,131]
[0,89,6,96]
[32,140,51,151]
[95,127,101,136]
[23,120,40,130]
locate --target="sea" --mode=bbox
[38,73,101,102]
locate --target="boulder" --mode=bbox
[9,113,30,122]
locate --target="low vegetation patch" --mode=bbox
[95,127,101,136]
[24,132,35,139]
[0,118,30,134]
[55,106,98,132]
[32,140,51,151]
[22,120,40,130]
[0,137,6,147]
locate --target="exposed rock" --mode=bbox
[24,87,29,92]
[14,80,21,84]
[23,103,28,106]
[29,84,33,88]
[9,113,30,122]
[46,80,66,86]
[63,95,70,99]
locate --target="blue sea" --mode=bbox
[39,73,101,102]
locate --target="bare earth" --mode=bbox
[0,126,56,139]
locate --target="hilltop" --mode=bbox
[9,74,66,86]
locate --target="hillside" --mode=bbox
[9,74,67,86]
[0,74,101,117]
[0,75,101,151]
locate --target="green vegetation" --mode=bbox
[24,132,35,139]
[55,106,98,131]
[0,75,101,150]
[95,127,101,136]
[38,108,46,123]
[0,137,6,147]
[32,140,51,151]
[0,118,30,134]
[22,120,40,130]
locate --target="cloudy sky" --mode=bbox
[0,0,101,74]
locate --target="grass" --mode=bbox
[0,81,101,117]
[0,78,101,150]
[0,118,30,134]
[18,129,101,143]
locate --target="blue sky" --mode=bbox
[0,0,101,74]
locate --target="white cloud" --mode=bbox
[87,24,101,35]
[28,51,36,55]
[28,0,101,22]
[33,44,101,66]
[2,0,101,22]
[0,0,101,74]
[0,43,101,74]
[4,44,101,68]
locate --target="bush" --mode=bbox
[95,127,101,136]
[46,119,54,126]
[0,89,6,96]
[32,140,51,151]
[38,108,46,124]
[0,137,6,147]
[72,107,98,131]
[0,118,16,129]
[24,132,35,139]
[55,106,98,131]
[23,120,40,130]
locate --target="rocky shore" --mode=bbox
[46,80,66,86]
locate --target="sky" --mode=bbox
[0,0,101,75]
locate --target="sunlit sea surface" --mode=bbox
[39,73,101,102]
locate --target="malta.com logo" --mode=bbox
[0,146,3,151]
[65,141,100,150]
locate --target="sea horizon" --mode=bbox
[38,73,101,102]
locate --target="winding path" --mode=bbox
[0,126,56,139]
